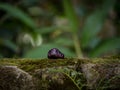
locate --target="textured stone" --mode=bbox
[0,66,34,90]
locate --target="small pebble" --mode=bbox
[48,48,64,59]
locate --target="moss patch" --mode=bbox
[0,56,120,73]
[0,58,77,73]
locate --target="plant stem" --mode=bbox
[62,71,81,90]
[73,33,83,58]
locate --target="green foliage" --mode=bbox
[37,26,57,34]
[2,39,18,52]
[63,0,79,33]
[0,3,36,30]
[0,3,39,41]
[24,43,75,59]
[90,38,120,57]
[0,0,120,58]
[54,37,73,46]
[81,0,116,47]
[0,3,41,58]
[63,0,83,58]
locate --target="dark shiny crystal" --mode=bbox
[48,48,64,59]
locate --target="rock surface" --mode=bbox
[0,57,120,90]
[0,66,34,90]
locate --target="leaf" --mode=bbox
[87,37,101,49]
[3,40,18,52]
[0,3,36,29]
[0,54,3,58]
[63,0,79,33]
[21,0,39,6]
[54,37,73,46]
[23,43,75,59]
[90,38,120,57]
[81,0,116,47]
[36,26,57,34]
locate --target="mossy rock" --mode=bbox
[0,57,120,90]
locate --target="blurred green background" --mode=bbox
[0,0,120,58]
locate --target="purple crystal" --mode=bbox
[48,48,64,59]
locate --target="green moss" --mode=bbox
[0,58,76,73]
[0,56,120,73]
